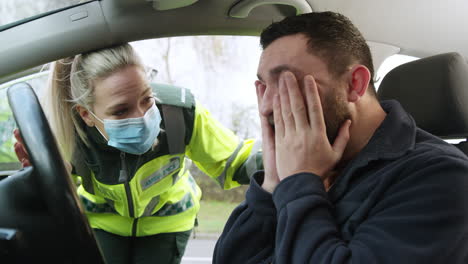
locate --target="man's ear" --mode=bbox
[347,65,371,103]
[75,105,95,127]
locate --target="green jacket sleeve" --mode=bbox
[185,101,262,189]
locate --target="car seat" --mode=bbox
[378,52,468,154]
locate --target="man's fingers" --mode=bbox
[273,95,284,138]
[332,119,352,155]
[255,80,265,110]
[260,113,275,149]
[304,75,325,131]
[279,73,295,132]
[256,81,279,185]
[256,82,274,141]
[256,82,270,127]
[256,83,268,129]
[284,72,308,130]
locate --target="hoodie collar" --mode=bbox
[328,100,417,201]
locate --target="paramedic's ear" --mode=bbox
[76,105,95,127]
[347,65,371,103]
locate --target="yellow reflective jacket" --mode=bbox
[71,84,262,237]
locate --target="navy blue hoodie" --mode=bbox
[213,100,468,264]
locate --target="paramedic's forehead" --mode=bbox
[92,65,149,114]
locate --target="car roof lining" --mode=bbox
[0,0,299,79]
[310,0,468,59]
[0,0,467,81]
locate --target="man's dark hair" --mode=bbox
[260,11,376,95]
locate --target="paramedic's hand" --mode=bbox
[256,81,280,193]
[13,128,73,173]
[273,72,351,181]
[14,128,31,167]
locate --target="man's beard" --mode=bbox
[322,87,351,144]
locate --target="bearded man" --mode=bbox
[213,11,468,264]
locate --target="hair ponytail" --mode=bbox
[46,57,78,160]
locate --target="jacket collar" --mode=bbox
[328,99,417,201]
[357,100,416,160]
[85,124,118,153]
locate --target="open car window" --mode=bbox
[0,35,263,177]
[130,36,262,139]
[0,39,427,178]
[0,88,18,176]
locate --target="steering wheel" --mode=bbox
[6,82,104,262]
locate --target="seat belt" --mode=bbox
[71,147,94,194]
[161,105,186,154]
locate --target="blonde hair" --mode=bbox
[46,44,145,160]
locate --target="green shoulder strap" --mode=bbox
[151,83,194,154]
[151,83,195,109]
[161,105,186,154]
[71,146,95,194]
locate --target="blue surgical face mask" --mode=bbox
[90,104,162,155]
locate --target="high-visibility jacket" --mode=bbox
[71,84,262,237]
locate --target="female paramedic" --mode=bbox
[14,43,261,264]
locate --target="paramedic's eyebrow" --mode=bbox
[106,87,152,113]
[106,103,129,115]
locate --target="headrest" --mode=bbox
[378,52,468,138]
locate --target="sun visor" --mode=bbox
[229,0,312,18]
[146,0,198,11]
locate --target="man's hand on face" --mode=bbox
[255,81,280,193]
[273,72,352,181]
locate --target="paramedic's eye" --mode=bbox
[144,96,154,104]
[113,109,127,116]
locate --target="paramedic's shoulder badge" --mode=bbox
[151,83,195,109]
